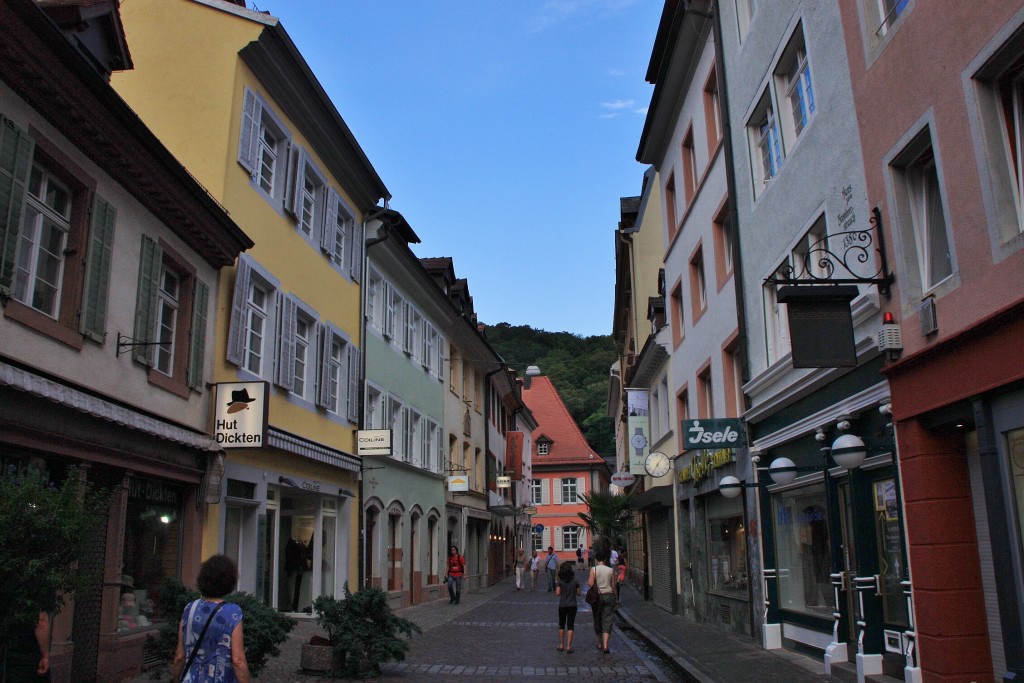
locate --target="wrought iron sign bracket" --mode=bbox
[116,333,170,358]
[764,207,895,299]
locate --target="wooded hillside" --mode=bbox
[483,323,615,457]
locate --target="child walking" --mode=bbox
[555,561,580,653]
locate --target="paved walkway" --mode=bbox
[132,571,845,682]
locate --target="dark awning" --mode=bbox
[632,484,674,512]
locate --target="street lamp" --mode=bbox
[718,433,868,496]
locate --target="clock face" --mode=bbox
[645,451,670,478]
[631,433,647,449]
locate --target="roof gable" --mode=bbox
[522,376,599,465]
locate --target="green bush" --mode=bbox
[312,584,421,678]
[148,579,295,679]
[0,466,106,662]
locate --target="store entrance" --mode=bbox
[278,491,317,614]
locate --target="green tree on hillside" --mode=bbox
[484,323,615,457]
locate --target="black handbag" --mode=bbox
[585,584,600,605]
[180,601,225,682]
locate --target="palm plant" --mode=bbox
[577,490,637,548]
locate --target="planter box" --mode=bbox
[300,642,341,673]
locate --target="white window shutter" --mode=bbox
[576,477,586,503]
[237,87,260,174]
[322,188,338,256]
[579,528,587,550]
[542,528,550,550]
[274,293,296,391]
[541,479,550,505]
[554,527,563,551]
[225,259,251,366]
[315,325,331,408]
[283,144,302,217]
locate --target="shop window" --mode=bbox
[872,477,909,627]
[707,500,747,598]
[772,483,832,617]
[120,477,183,632]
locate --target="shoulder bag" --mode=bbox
[180,600,226,683]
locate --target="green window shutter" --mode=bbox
[0,116,35,296]
[187,278,209,389]
[132,235,162,366]
[80,195,117,342]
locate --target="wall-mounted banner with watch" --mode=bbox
[626,389,650,475]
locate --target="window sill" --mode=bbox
[147,367,191,399]
[3,300,83,350]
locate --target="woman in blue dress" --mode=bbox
[172,555,251,683]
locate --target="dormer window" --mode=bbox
[537,439,551,456]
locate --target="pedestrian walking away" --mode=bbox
[555,561,581,653]
[529,550,540,590]
[587,546,594,567]
[576,545,583,567]
[616,553,628,599]
[445,545,466,604]
[173,554,251,683]
[514,547,525,590]
[588,543,617,654]
[545,546,558,591]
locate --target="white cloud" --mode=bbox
[529,0,642,32]
[608,68,627,77]
[601,99,635,111]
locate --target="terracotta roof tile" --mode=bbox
[522,376,600,466]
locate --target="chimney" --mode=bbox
[524,365,541,390]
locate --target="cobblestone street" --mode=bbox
[135,573,676,682]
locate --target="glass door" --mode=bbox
[837,483,858,646]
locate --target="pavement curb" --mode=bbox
[617,603,714,683]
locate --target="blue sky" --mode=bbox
[250,1,662,337]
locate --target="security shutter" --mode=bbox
[649,508,676,613]
[80,194,116,342]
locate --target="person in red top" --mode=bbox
[445,545,466,604]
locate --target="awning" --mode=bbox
[632,484,674,512]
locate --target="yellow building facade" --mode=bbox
[114,0,389,611]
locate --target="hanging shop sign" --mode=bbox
[522,506,538,516]
[496,475,511,489]
[611,471,637,488]
[626,389,650,475]
[778,285,858,368]
[213,381,268,448]
[678,448,735,485]
[356,429,393,456]
[448,474,469,492]
[682,418,744,450]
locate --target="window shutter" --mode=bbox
[347,344,361,423]
[541,480,550,506]
[315,324,331,408]
[237,88,261,174]
[579,528,587,550]
[542,528,550,550]
[554,528,563,552]
[0,116,34,296]
[186,278,209,389]
[576,477,586,504]
[132,235,162,366]
[80,194,116,341]
[350,218,363,283]
[437,335,445,382]
[322,188,338,256]
[284,146,303,217]
[225,258,251,366]
[555,479,565,505]
[274,293,296,390]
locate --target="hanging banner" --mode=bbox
[448,474,469,492]
[356,429,393,456]
[496,475,511,489]
[626,389,650,475]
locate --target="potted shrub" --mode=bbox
[307,583,421,678]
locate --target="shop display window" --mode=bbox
[707,496,747,598]
[120,477,183,632]
[772,483,832,617]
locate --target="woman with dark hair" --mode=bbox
[554,561,580,653]
[445,545,466,605]
[172,554,251,683]
[587,542,617,654]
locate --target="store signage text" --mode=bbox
[213,382,268,449]
[678,448,735,485]
[682,419,744,449]
[356,429,393,456]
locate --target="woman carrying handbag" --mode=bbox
[173,555,251,683]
